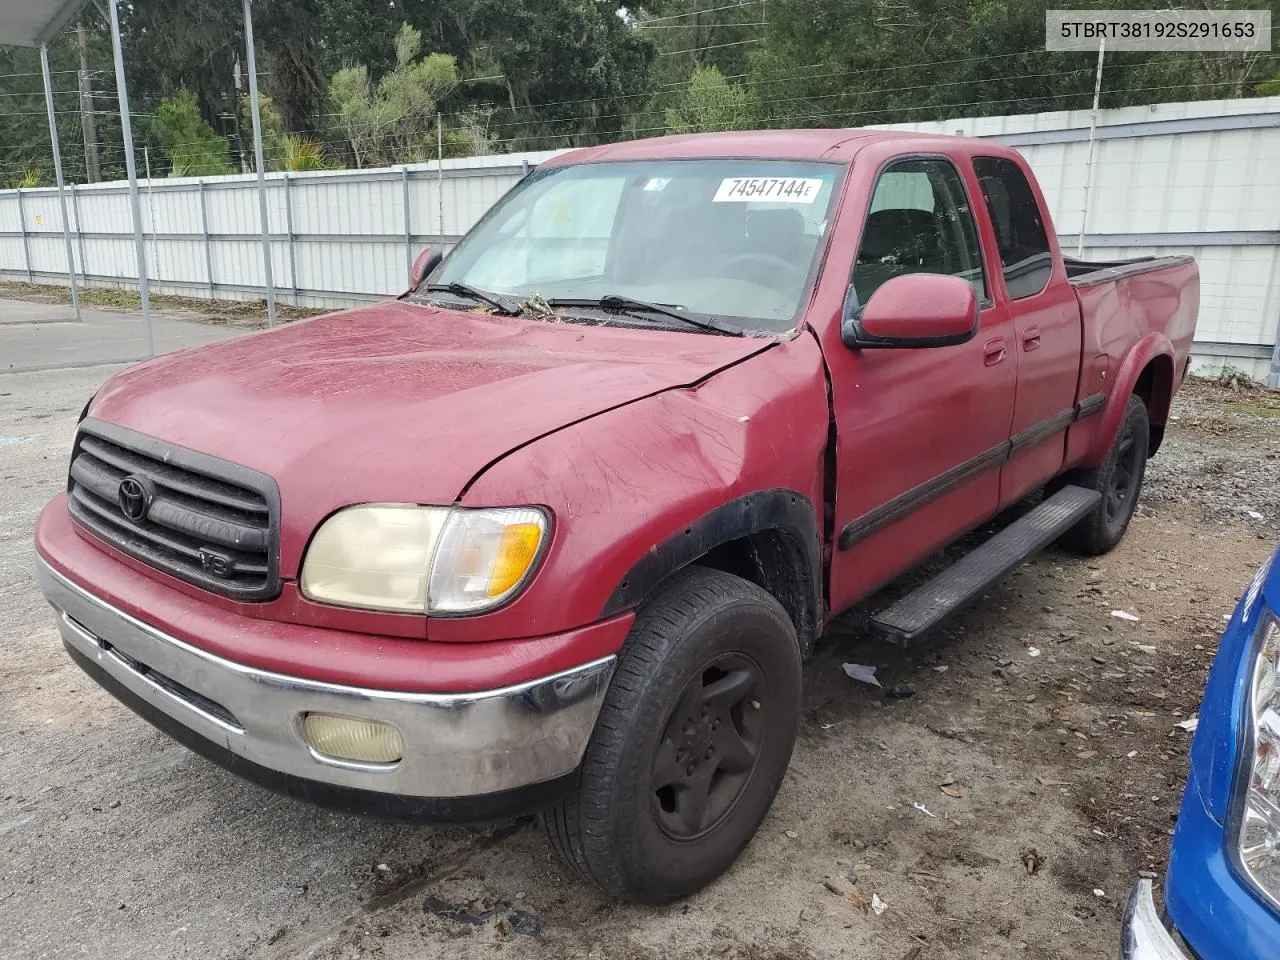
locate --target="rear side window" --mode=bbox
[851,158,985,306]
[972,157,1052,299]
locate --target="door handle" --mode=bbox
[983,338,1007,366]
[1023,326,1042,351]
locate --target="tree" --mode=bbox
[122,0,324,135]
[462,0,657,148]
[241,92,337,169]
[666,66,756,133]
[151,91,235,175]
[329,24,458,167]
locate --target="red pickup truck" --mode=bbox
[35,129,1198,903]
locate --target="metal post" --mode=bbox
[70,183,88,287]
[1077,37,1105,258]
[15,189,33,283]
[242,0,277,326]
[143,146,156,287]
[107,0,154,356]
[1269,319,1280,389]
[197,179,216,299]
[41,43,81,320]
[401,166,412,271]
[437,113,445,248]
[283,174,300,302]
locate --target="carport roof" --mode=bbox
[0,0,87,47]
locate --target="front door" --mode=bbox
[823,154,1018,613]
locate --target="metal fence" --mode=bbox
[0,150,564,310]
[2,96,1279,383]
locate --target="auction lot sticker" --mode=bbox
[713,177,824,203]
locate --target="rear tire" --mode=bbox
[541,566,801,904]
[1057,393,1149,556]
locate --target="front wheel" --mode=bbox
[1057,393,1150,555]
[541,566,802,904]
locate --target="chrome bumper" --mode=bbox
[38,560,614,799]
[1123,880,1193,960]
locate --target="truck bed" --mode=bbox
[1064,254,1194,288]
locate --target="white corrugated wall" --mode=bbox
[0,150,566,310]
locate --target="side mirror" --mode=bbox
[409,247,443,291]
[841,273,979,349]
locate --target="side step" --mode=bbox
[870,484,1102,645]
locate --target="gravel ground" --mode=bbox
[2,341,1277,960]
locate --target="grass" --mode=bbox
[0,280,325,325]
[1223,400,1280,419]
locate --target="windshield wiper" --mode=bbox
[548,294,744,337]
[422,282,519,316]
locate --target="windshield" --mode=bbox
[429,159,844,332]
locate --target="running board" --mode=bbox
[870,485,1102,645]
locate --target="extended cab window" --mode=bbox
[972,157,1053,299]
[852,158,985,307]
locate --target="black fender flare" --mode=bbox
[600,489,824,654]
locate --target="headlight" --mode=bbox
[1236,612,1280,907]
[300,504,548,615]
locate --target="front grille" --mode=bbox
[67,419,280,601]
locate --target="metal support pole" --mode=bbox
[41,43,81,320]
[197,179,216,299]
[1269,317,1280,389]
[15,189,33,283]
[107,0,154,356]
[437,114,445,248]
[401,166,412,271]
[70,183,88,287]
[1077,37,1105,258]
[242,0,277,326]
[283,174,300,303]
[143,145,156,286]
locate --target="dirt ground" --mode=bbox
[2,336,1278,959]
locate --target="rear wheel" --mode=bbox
[541,566,801,904]
[1057,393,1150,555]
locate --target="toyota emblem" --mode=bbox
[117,474,154,522]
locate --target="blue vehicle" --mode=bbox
[1124,543,1280,959]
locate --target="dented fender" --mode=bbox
[429,334,832,646]
[1080,331,1175,466]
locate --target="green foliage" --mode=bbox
[329,24,458,167]
[152,91,234,176]
[666,66,757,134]
[12,169,46,188]
[278,135,336,170]
[462,0,657,148]
[1258,76,1280,96]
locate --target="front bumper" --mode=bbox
[39,559,615,817]
[1123,880,1193,960]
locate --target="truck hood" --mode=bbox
[90,301,769,577]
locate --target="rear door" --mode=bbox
[971,156,1084,506]
[823,153,1017,612]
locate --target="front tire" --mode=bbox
[1057,393,1150,555]
[541,566,802,904]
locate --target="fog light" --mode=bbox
[302,713,404,764]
